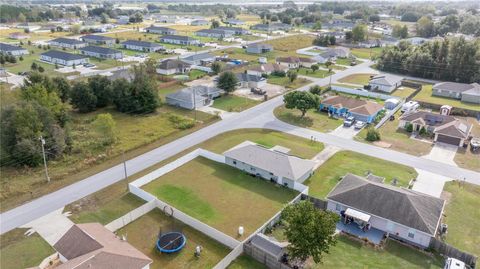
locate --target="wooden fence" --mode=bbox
[244,242,291,269]
[301,194,327,210]
[430,238,477,268]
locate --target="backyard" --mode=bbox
[391,86,418,99]
[267,75,311,89]
[304,150,418,198]
[116,208,231,269]
[227,255,266,269]
[142,157,298,238]
[413,84,480,111]
[212,95,260,112]
[274,105,342,133]
[337,73,375,85]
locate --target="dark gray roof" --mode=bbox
[121,40,163,48]
[196,29,228,35]
[157,59,190,70]
[236,73,265,83]
[247,43,273,49]
[41,50,88,61]
[216,26,245,32]
[145,26,175,32]
[50,38,85,45]
[81,35,114,41]
[327,173,445,235]
[182,52,214,62]
[160,35,197,42]
[250,234,284,259]
[0,42,27,52]
[54,225,103,260]
[80,45,121,55]
[433,82,479,94]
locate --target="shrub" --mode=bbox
[366,127,381,141]
[419,126,427,136]
[405,123,413,132]
[271,70,286,77]
[168,113,195,130]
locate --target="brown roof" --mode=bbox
[349,102,384,116]
[276,56,301,63]
[434,120,472,139]
[54,225,103,260]
[401,111,472,139]
[249,63,287,73]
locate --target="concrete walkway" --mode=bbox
[20,207,73,245]
[311,145,341,170]
[197,105,237,119]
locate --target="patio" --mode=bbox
[336,220,385,245]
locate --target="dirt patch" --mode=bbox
[373,141,392,148]
[440,191,452,205]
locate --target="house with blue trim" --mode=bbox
[319,95,384,123]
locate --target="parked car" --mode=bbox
[354,121,366,129]
[444,258,466,269]
[343,116,355,127]
[83,63,95,68]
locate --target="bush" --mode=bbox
[309,85,322,95]
[168,113,195,130]
[366,127,381,141]
[419,126,427,136]
[405,123,413,133]
[271,70,286,77]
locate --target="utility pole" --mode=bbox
[39,136,50,183]
[122,151,129,191]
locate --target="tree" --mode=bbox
[312,21,322,30]
[211,19,220,29]
[345,31,353,40]
[416,16,435,37]
[19,83,67,124]
[366,127,381,141]
[19,55,23,61]
[287,70,297,82]
[435,15,460,36]
[281,201,339,264]
[352,24,367,42]
[71,81,97,113]
[71,24,81,35]
[369,14,380,22]
[52,77,71,102]
[392,24,408,38]
[309,85,322,95]
[88,75,112,107]
[216,71,238,94]
[311,64,319,73]
[100,13,109,24]
[93,113,117,145]
[405,123,413,133]
[38,66,44,73]
[283,91,318,118]
[211,62,222,75]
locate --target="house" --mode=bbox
[251,23,292,32]
[40,50,89,66]
[398,111,472,146]
[215,26,250,35]
[53,223,152,269]
[81,35,115,45]
[275,56,316,69]
[154,15,179,24]
[404,37,430,46]
[326,173,445,248]
[181,52,215,65]
[156,59,191,75]
[246,43,273,54]
[121,40,164,52]
[224,141,316,188]
[145,26,177,35]
[195,29,233,39]
[116,15,130,25]
[368,74,404,93]
[225,19,245,26]
[247,63,288,76]
[322,20,355,31]
[358,39,382,48]
[166,86,223,110]
[159,35,200,46]
[191,19,209,26]
[319,31,346,40]
[236,73,267,88]
[49,38,87,49]
[319,95,384,123]
[8,32,30,40]
[432,82,480,104]
[79,46,123,59]
[0,43,29,56]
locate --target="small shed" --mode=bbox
[384,98,400,110]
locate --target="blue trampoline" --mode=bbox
[156,232,186,253]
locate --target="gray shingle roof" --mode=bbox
[160,35,197,42]
[54,225,103,259]
[250,234,285,259]
[327,173,445,235]
[182,52,214,62]
[433,82,480,94]
[81,35,114,41]
[80,45,121,55]
[370,74,404,86]
[41,50,88,61]
[0,42,27,52]
[50,38,85,45]
[145,26,175,32]
[236,73,265,83]
[121,40,163,48]
[157,59,190,70]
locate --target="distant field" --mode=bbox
[351,47,383,59]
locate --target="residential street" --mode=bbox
[1,60,479,235]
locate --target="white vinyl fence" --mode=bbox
[105,200,157,232]
[332,85,400,101]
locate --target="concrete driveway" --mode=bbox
[0,72,24,88]
[330,125,362,139]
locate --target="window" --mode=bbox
[232,160,237,165]
[335,204,341,211]
[408,232,415,239]
[250,167,256,172]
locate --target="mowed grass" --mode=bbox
[212,95,260,112]
[297,67,333,78]
[454,117,480,172]
[351,47,383,59]
[227,255,266,269]
[264,34,316,52]
[391,86,417,99]
[117,209,230,269]
[442,181,480,255]
[267,75,311,89]
[413,84,480,111]
[274,105,342,133]
[0,229,55,269]
[305,151,418,198]
[337,73,374,85]
[142,157,298,238]
[2,44,56,74]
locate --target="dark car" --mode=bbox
[343,116,355,127]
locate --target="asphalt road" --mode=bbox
[2,60,479,235]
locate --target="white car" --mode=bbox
[354,121,366,129]
[444,258,466,269]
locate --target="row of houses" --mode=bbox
[251,23,292,32]
[195,26,250,38]
[0,42,29,56]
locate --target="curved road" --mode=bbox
[1,61,479,234]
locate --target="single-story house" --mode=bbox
[121,40,164,52]
[276,56,316,69]
[319,31,346,40]
[145,26,177,35]
[236,73,267,88]
[252,23,292,32]
[432,82,480,104]
[79,46,123,59]
[358,39,382,48]
[166,85,223,110]
[159,35,200,46]
[16,23,41,31]
[191,19,209,26]
[225,19,245,26]
[81,35,115,45]
[154,15,179,24]
[368,74,404,93]
[195,29,233,39]
[181,52,215,65]
[116,15,130,25]
[0,42,29,56]
[404,37,430,46]
[327,173,445,248]
[40,50,89,66]
[156,59,191,75]
[48,38,87,49]
[224,141,316,188]
[247,63,288,76]
[246,43,273,54]
[319,95,384,123]
[215,26,250,35]
[322,20,355,31]
[398,111,472,146]
[53,223,152,269]
[8,32,30,40]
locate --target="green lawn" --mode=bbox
[454,117,480,172]
[335,58,363,66]
[188,69,207,80]
[0,229,55,269]
[443,181,480,255]
[337,73,375,85]
[142,157,298,238]
[274,105,342,133]
[158,83,185,100]
[267,76,311,89]
[211,95,260,112]
[351,47,383,59]
[413,84,480,111]
[3,44,56,74]
[117,209,230,269]
[305,151,418,198]
[391,86,417,99]
[297,67,333,78]
[264,35,316,52]
[227,255,266,269]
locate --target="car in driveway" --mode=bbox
[354,121,366,129]
[83,63,95,68]
[343,116,355,127]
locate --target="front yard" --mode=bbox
[274,105,342,133]
[337,73,375,85]
[264,34,316,52]
[267,76,311,89]
[297,67,333,78]
[391,86,418,99]
[305,150,418,198]
[454,117,480,172]
[413,84,480,111]
[212,95,260,112]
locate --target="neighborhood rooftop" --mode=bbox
[121,40,162,47]
[433,81,480,94]
[50,37,85,45]
[321,95,383,116]
[41,50,88,61]
[0,42,26,51]
[401,111,472,139]
[157,59,191,69]
[161,35,197,41]
[80,45,121,54]
[81,34,115,41]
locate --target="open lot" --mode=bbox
[0,229,55,269]
[274,105,342,133]
[413,84,480,111]
[337,73,374,85]
[442,181,480,255]
[264,34,316,52]
[297,67,333,78]
[117,208,230,269]
[212,94,260,112]
[267,75,311,89]
[454,117,480,172]
[335,57,363,66]
[350,47,383,59]
[305,150,418,198]
[142,157,298,238]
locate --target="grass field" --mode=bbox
[454,117,480,172]
[442,181,480,256]
[212,95,260,112]
[335,57,363,66]
[413,84,480,111]
[305,151,418,198]
[351,47,383,59]
[117,209,230,269]
[0,229,55,269]
[264,34,316,52]
[391,86,417,99]
[274,105,342,133]
[142,157,298,238]
[2,44,57,74]
[337,73,375,85]
[227,255,266,269]
[267,76,311,89]
[297,68,333,78]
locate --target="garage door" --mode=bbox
[436,134,461,146]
